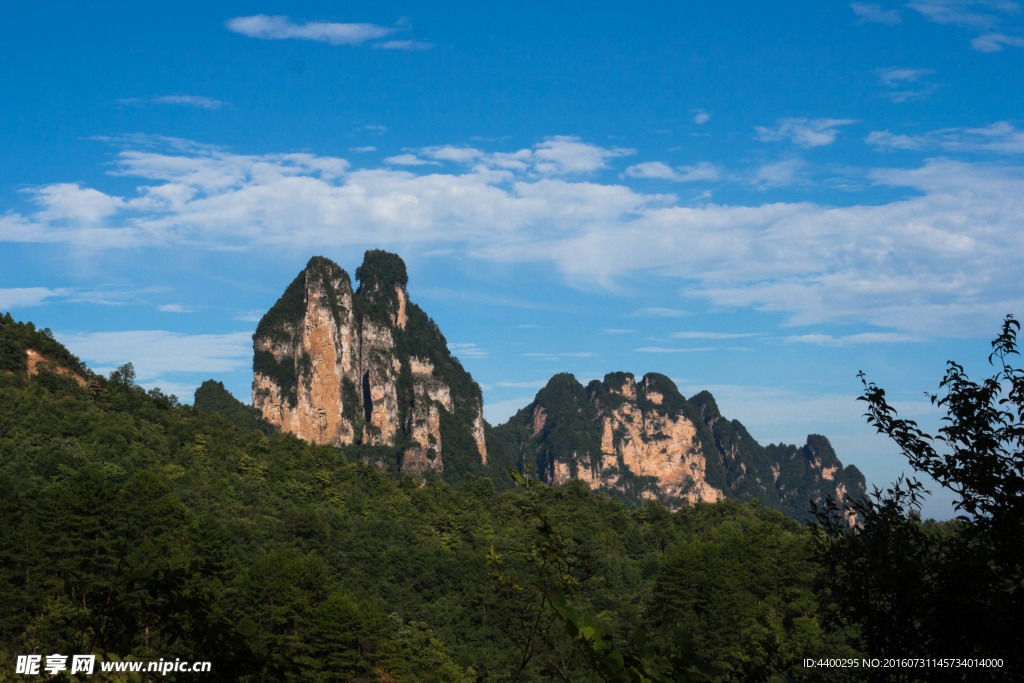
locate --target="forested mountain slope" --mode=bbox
[0,313,861,680]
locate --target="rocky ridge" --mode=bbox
[491,371,865,519]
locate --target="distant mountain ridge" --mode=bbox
[491,371,865,519]
[250,251,865,519]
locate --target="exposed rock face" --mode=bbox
[25,348,87,387]
[493,371,865,519]
[252,251,487,474]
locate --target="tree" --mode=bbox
[813,315,1024,678]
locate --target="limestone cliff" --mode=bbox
[492,372,865,519]
[252,251,487,475]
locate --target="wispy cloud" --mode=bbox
[119,95,227,110]
[971,31,1024,50]
[384,153,440,166]
[875,68,940,101]
[756,118,858,148]
[635,346,715,353]
[372,40,434,51]
[866,121,1024,153]
[747,158,806,189]
[906,1,1024,51]
[522,351,598,358]
[226,15,399,46]
[403,136,635,176]
[496,380,549,388]
[877,67,934,85]
[448,342,487,358]
[57,330,252,380]
[783,332,924,345]
[692,109,711,125]
[628,307,691,318]
[0,287,73,309]
[158,303,194,313]
[672,331,760,340]
[907,0,1005,30]
[851,2,902,24]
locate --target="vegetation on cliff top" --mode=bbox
[0,312,87,376]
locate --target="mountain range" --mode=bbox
[247,251,865,519]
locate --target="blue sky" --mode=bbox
[3,1,1024,518]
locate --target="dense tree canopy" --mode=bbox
[814,315,1024,680]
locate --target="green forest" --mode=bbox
[0,312,1021,681]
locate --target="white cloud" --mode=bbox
[907,0,1007,29]
[601,328,636,334]
[867,121,1024,153]
[153,95,227,109]
[672,331,760,339]
[350,146,377,153]
[226,15,398,45]
[624,161,720,182]
[748,158,805,189]
[624,162,677,180]
[57,330,252,380]
[496,380,549,388]
[906,1,1024,50]
[384,154,439,166]
[372,40,434,51]
[421,146,484,163]
[756,118,858,148]
[783,332,924,345]
[158,304,194,313]
[522,351,598,358]
[27,183,125,224]
[7,137,1024,338]
[864,131,927,150]
[635,346,715,353]
[875,66,940,101]
[0,287,72,309]
[851,2,902,24]
[448,342,487,358]
[532,136,635,174]
[971,31,1024,50]
[121,95,227,109]
[692,109,711,125]
[628,307,691,318]
[877,67,933,85]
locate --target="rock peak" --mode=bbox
[252,252,486,474]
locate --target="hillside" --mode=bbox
[0,312,863,680]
